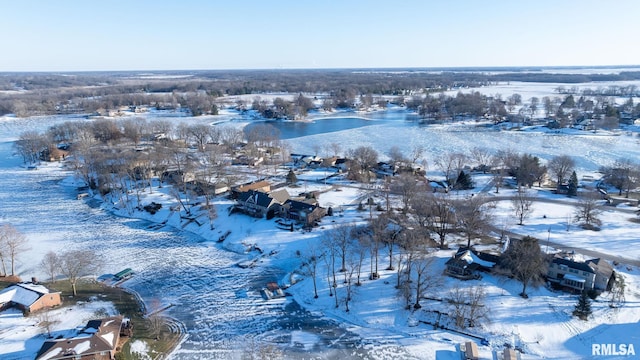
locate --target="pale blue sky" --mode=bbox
[2,0,639,71]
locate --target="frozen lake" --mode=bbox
[245,107,419,139]
[0,117,393,359]
[3,104,640,358]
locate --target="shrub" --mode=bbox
[143,202,162,214]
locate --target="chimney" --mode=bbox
[31,277,38,284]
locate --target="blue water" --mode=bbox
[246,108,419,139]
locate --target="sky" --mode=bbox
[2,0,639,72]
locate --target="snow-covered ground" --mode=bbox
[2,79,640,359]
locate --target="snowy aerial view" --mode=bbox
[2,2,640,360]
[1,68,640,360]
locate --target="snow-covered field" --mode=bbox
[1,79,640,359]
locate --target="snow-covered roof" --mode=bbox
[0,283,51,307]
[15,282,50,294]
[35,316,123,360]
[458,250,496,268]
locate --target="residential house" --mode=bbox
[445,247,497,280]
[332,158,348,172]
[231,180,271,199]
[585,258,615,291]
[281,199,326,227]
[301,156,323,168]
[547,256,615,292]
[40,145,69,162]
[35,316,130,360]
[235,190,281,218]
[0,282,61,313]
[269,188,290,204]
[185,180,229,196]
[232,155,264,166]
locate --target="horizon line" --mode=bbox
[2,64,640,74]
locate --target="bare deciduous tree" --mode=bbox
[435,152,467,186]
[390,173,420,212]
[386,146,406,171]
[327,224,352,273]
[59,249,100,296]
[410,144,425,167]
[411,251,441,309]
[299,244,320,299]
[347,146,378,183]
[424,193,455,249]
[454,195,494,248]
[574,192,603,230]
[602,158,640,198]
[548,155,576,186]
[448,285,489,328]
[512,188,534,225]
[0,224,29,276]
[470,147,493,173]
[15,130,48,164]
[40,251,60,284]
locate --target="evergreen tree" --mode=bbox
[573,291,592,320]
[567,171,578,196]
[454,170,474,190]
[286,169,298,184]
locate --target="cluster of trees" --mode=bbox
[40,249,100,296]
[6,68,638,118]
[303,217,443,314]
[600,158,640,198]
[0,221,101,299]
[13,116,294,228]
[406,91,496,120]
[0,224,29,278]
[251,94,315,119]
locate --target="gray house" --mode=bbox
[547,256,614,292]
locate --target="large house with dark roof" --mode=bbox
[547,256,615,292]
[234,187,327,226]
[0,282,61,313]
[445,247,498,280]
[35,316,130,360]
[281,199,326,227]
[235,189,282,218]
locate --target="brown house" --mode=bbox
[36,316,130,360]
[0,282,61,313]
[281,199,326,227]
[231,180,271,198]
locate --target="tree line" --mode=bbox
[4,68,639,117]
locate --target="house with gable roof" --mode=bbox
[547,255,615,292]
[235,189,282,218]
[445,247,498,280]
[0,282,61,314]
[281,198,326,227]
[35,316,130,360]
